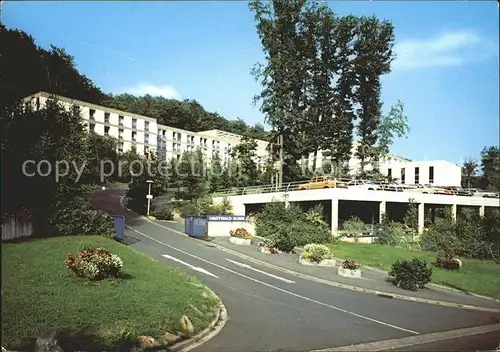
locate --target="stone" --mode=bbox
[161,332,181,344]
[453,258,462,268]
[179,315,194,333]
[136,335,157,349]
[34,330,63,352]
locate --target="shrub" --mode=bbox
[342,259,361,270]
[301,244,333,263]
[65,246,123,280]
[230,228,252,239]
[152,204,174,220]
[389,258,432,291]
[343,216,368,236]
[434,248,460,270]
[254,202,333,252]
[49,201,114,237]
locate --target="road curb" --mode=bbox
[118,195,500,314]
[169,288,228,352]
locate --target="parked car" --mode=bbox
[433,187,457,196]
[298,175,348,190]
[346,180,380,191]
[406,186,441,194]
[379,183,405,192]
[466,188,499,198]
[448,187,473,196]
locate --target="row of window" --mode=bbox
[88,108,150,130]
[387,166,434,184]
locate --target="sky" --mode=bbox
[3,1,499,165]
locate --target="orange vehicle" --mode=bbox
[298,175,347,190]
[433,187,457,195]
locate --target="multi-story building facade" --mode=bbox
[24,92,158,157]
[22,92,462,187]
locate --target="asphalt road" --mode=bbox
[92,188,500,352]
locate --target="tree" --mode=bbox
[208,152,224,192]
[480,147,500,192]
[230,134,259,187]
[462,158,478,189]
[1,98,93,227]
[177,150,207,199]
[127,153,168,201]
[354,16,396,177]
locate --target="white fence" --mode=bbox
[1,216,35,241]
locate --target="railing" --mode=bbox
[211,179,494,198]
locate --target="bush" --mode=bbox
[434,248,460,270]
[343,216,368,235]
[342,259,361,270]
[254,202,333,252]
[389,258,432,291]
[230,228,252,239]
[49,201,114,237]
[152,204,174,220]
[301,244,333,263]
[65,246,123,280]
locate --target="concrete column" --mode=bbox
[418,202,425,234]
[331,198,339,234]
[379,201,386,223]
[451,204,457,222]
[479,205,485,218]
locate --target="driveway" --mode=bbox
[91,188,500,351]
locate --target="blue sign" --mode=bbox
[113,215,125,241]
[207,215,248,221]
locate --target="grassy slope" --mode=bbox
[327,242,500,300]
[2,236,220,350]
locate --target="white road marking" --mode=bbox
[126,225,419,335]
[161,254,219,279]
[225,258,296,284]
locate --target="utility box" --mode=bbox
[113,215,125,241]
[185,216,208,238]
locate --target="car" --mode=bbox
[448,187,473,196]
[406,186,441,194]
[298,175,348,190]
[346,180,380,191]
[379,183,405,192]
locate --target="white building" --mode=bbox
[379,160,462,187]
[22,92,462,187]
[24,92,158,157]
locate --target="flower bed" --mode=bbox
[66,246,123,280]
[337,259,362,278]
[258,238,279,254]
[299,244,336,267]
[229,228,252,245]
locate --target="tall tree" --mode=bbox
[480,147,500,192]
[354,16,396,177]
[177,150,207,199]
[208,152,224,192]
[462,158,478,189]
[250,0,309,181]
[231,134,259,187]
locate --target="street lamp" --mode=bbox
[146,180,153,217]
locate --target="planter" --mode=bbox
[337,267,362,278]
[298,257,336,267]
[229,237,252,245]
[259,246,279,254]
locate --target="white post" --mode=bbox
[479,205,485,218]
[331,199,339,234]
[147,181,152,217]
[379,201,386,223]
[451,204,457,222]
[418,202,425,234]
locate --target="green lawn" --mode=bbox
[2,236,220,351]
[326,242,500,300]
